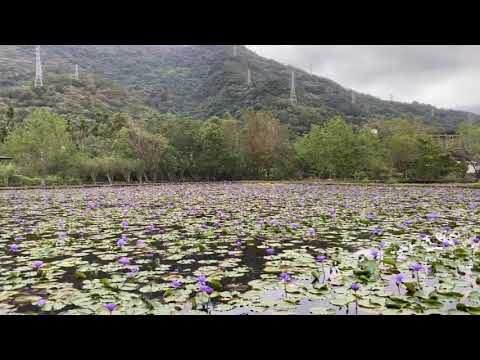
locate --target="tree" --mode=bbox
[78,157,101,184]
[197,117,242,180]
[457,123,480,179]
[410,137,457,181]
[241,110,291,179]
[0,163,16,186]
[116,124,169,182]
[384,132,420,180]
[354,127,389,180]
[97,156,118,185]
[155,116,203,180]
[295,117,359,179]
[1,109,77,178]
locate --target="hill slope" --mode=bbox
[0,45,478,133]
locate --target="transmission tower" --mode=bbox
[431,108,435,118]
[34,45,43,88]
[247,66,252,86]
[290,69,297,105]
[74,64,79,81]
[351,91,356,105]
[389,94,394,102]
[233,45,238,57]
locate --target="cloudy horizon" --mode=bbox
[246,45,480,114]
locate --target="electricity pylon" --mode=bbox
[290,69,297,105]
[34,45,43,88]
[74,64,79,81]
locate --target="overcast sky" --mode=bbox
[246,45,480,114]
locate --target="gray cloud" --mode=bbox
[246,45,480,113]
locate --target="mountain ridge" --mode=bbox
[1,45,479,133]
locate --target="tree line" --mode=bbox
[0,107,479,186]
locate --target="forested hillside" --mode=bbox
[1,45,478,133]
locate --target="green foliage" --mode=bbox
[2,109,77,177]
[0,106,476,186]
[0,163,16,186]
[1,45,478,134]
[296,118,388,180]
[241,110,293,179]
[457,122,480,179]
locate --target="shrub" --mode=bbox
[10,174,42,186]
[0,163,17,186]
[44,176,63,186]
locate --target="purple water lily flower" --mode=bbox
[105,303,118,312]
[372,227,383,235]
[426,212,439,221]
[121,220,129,229]
[197,275,207,284]
[10,244,19,252]
[279,273,291,282]
[127,266,140,277]
[32,261,44,270]
[171,280,183,288]
[200,284,213,295]
[410,263,423,272]
[370,249,380,260]
[270,219,279,226]
[307,228,316,236]
[136,239,145,247]
[14,236,25,241]
[266,248,275,255]
[316,255,327,263]
[379,241,386,249]
[419,233,428,240]
[442,240,450,248]
[117,238,127,247]
[118,257,130,266]
[38,299,47,307]
[351,283,361,291]
[393,273,406,284]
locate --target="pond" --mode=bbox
[1,182,480,315]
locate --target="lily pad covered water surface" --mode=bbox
[1,183,480,315]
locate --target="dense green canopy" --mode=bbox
[0,106,477,187]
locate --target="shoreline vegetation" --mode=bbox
[1,108,480,188]
[1,179,479,192]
